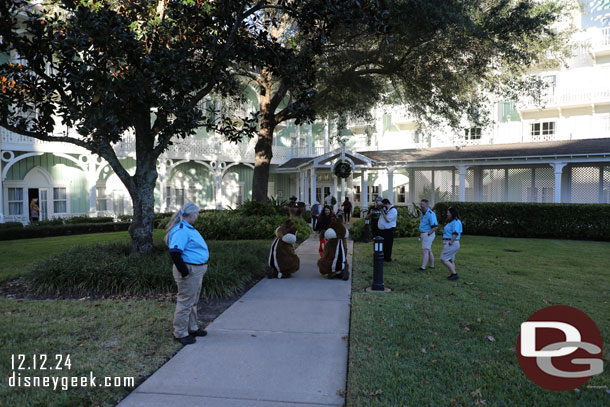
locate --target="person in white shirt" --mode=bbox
[377,198,398,262]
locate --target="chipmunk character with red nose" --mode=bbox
[267,219,300,279]
[317,217,350,280]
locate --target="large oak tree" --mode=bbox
[0,0,342,253]
[245,0,572,201]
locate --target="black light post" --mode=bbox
[372,236,385,291]
[363,218,370,243]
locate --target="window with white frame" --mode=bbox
[396,185,407,203]
[354,185,361,203]
[53,187,67,213]
[463,127,482,141]
[8,188,23,215]
[530,121,555,141]
[96,187,107,211]
[175,188,185,208]
[368,185,379,202]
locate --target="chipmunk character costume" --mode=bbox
[267,219,300,279]
[317,218,350,280]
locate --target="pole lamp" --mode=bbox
[372,236,385,291]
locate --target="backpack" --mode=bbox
[311,203,320,216]
[331,196,337,205]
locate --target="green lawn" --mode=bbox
[0,230,166,282]
[347,236,610,407]
[0,298,180,407]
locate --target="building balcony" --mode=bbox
[0,126,295,165]
[517,86,610,111]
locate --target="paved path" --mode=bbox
[119,235,353,407]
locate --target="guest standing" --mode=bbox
[165,203,209,345]
[418,199,438,271]
[29,198,39,222]
[341,197,352,223]
[377,198,398,262]
[440,207,463,281]
[365,197,383,238]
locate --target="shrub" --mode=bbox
[352,205,361,218]
[0,221,23,229]
[63,215,114,224]
[0,222,131,241]
[192,212,311,241]
[26,241,270,298]
[348,210,419,241]
[233,199,284,217]
[433,201,610,241]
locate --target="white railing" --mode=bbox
[518,87,610,110]
[595,27,610,49]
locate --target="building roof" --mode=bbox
[358,138,610,164]
[277,157,314,169]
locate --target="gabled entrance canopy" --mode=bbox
[276,148,375,172]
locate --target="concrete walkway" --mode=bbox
[119,235,353,407]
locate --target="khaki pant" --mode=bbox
[172,264,207,339]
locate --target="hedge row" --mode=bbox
[348,206,420,241]
[27,241,270,298]
[433,202,610,241]
[190,212,312,241]
[0,222,131,241]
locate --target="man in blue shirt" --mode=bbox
[418,199,438,271]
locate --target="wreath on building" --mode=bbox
[333,160,352,179]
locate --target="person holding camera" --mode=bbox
[377,198,398,262]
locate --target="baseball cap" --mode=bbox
[375,197,383,202]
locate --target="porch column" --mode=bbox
[341,177,346,204]
[87,160,97,216]
[310,167,317,203]
[324,119,330,154]
[408,169,415,203]
[361,169,369,210]
[296,172,301,201]
[308,123,313,156]
[332,175,338,204]
[458,165,468,202]
[387,168,394,201]
[551,162,567,203]
[214,161,223,209]
[304,170,310,204]
[0,174,4,222]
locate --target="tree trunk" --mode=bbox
[252,79,278,202]
[128,109,158,254]
[128,172,157,254]
[252,123,275,201]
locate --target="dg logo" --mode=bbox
[517,305,604,391]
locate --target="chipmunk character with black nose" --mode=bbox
[317,217,350,280]
[267,219,300,279]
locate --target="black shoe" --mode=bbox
[175,335,196,345]
[188,329,208,337]
[342,270,350,281]
[417,267,426,272]
[447,273,459,281]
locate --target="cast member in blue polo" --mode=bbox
[440,206,463,281]
[418,199,438,271]
[165,202,210,345]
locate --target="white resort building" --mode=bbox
[2,2,610,223]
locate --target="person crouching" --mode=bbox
[317,218,350,280]
[268,219,300,279]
